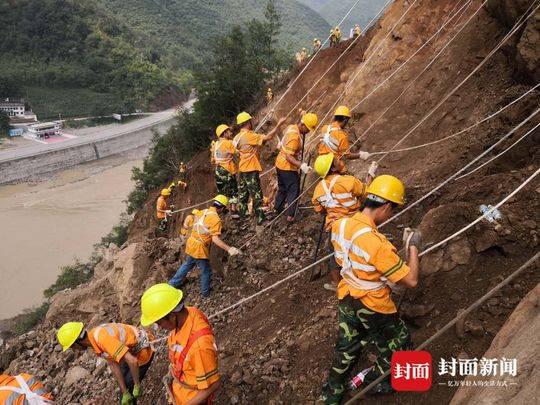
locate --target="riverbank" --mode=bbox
[0,148,145,319]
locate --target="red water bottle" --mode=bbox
[349,366,374,389]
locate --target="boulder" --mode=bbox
[64,366,91,387]
[448,238,471,266]
[450,284,540,404]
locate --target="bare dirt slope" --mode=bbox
[1,1,539,404]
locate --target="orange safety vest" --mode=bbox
[320,124,343,155]
[233,129,262,172]
[0,374,54,404]
[212,140,235,170]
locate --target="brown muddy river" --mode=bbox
[0,154,142,319]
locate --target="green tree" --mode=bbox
[0,111,10,137]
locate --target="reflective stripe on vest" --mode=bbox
[0,375,54,405]
[192,209,218,244]
[335,219,386,291]
[277,126,301,154]
[213,140,234,164]
[318,176,357,209]
[321,125,340,153]
[233,131,257,160]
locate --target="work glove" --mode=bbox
[165,210,173,216]
[133,384,142,399]
[403,227,423,251]
[368,161,378,178]
[300,163,312,174]
[228,247,241,256]
[358,151,371,160]
[121,392,134,405]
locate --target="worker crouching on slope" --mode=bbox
[275,112,318,222]
[56,321,155,405]
[312,153,376,291]
[233,112,285,225]
[0,373,54,404]
[157,188,173,232]
[211,124,238,214]
[169,195,241,298]
[140,284,220,405]
[318,106,371,173]
[321,175,422,404]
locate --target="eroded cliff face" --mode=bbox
[1,1,539,403]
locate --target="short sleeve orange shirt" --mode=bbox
[185,207,222,259]
[0,373,54,404]
[156,196,168,219]
[233,129,265,172]
[169,307,220,404]
[276,124,302,171]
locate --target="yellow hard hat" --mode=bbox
[161,188,171,196]
[169,182,176,189]
[237,112,252,125]
[216,124,229,138]
[140,283,184,326]
[334,105,351,118]
[57,322,84,351]
[314,153,334,178]
[367,175,405,205]
[301,112,319,131]
[214,194,229,207]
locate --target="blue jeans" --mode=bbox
[169,255,212,297]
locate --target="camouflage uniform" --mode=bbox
[322,295,412,404]
[238,171,265,224]
[215,166,238,204]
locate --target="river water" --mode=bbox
[0,152,143,319]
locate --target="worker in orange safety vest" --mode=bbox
[169,195,241,298]
[312,153,377,291]
[318,105,372,173]
[157,188,173,232]
[211,124,238,214]
[56,322,155,405]
[0,373,54,404]
[233,112,285,225]
[140,284,220,405]
[321,175,421,403]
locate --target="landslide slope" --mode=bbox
[2,1,539,404]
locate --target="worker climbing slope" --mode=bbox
[211,124,238,214]
[313,38,322,52]
[169,195,241,298]
[321,175,422,404]
[330,27,342,47]
[56,322,155,405]
[233,112,285,225]
[275,112,318,222]
[312,153,376,291]
[156,188,172,232]
[0,373,54,404]
[318,106,371,172]
[353,24,361,38]
[140,284,220,405]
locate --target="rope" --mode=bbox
[454,121,540,180]
[344,250,540,404]
[367,83,540,155]
[254,0,368,132]
[374,0,540,163]
[305,0,421,149]
[340,0,491,156]
[214,108,540,316]
[382,107,539,227]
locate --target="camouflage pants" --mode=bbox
[215,166,238,204]
[237,171,265,224]
[322,295,412,404]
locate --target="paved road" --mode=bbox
[0,99,195,163]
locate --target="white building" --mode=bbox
[28,122,61,138]
[0,99,25,117]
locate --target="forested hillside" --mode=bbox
[97,0,330,69]
[299,0,388,32]
[0,0,189,117]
